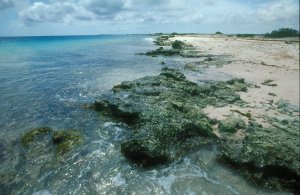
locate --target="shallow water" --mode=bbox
[0,35,290,194]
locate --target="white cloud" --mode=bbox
[256,0,299,23]
[19,1,95,24]
[15,0,299,33]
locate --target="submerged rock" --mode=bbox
[94,68,243,167]
[21,127,83,156]
[21,127,52,147]
[53,130,84,156]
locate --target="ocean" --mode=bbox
[0,35,286,194]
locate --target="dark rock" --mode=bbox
[172,40,186,49]
[94,99,140,125]
[52,129,83,156]
[221,121,300,192]
[121,139,169,167]
[21,127,52,147]
[145,49,181,56]
[160,67,186,81]
[113,81,132,93]
[94,68,244,167]
[204,56,213,61]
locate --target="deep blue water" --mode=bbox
[0,35,288,195]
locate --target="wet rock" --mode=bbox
[153,35,172,46]
[112,81,133,93]
[94,68,244,167]
[94,99,140,125]
[219,115,246,133]
[172,40,186,49]
[21,127,52,147]
[145,49,181,56]
[160,67,186,81]
[121,139,169,167]
[53,129,83,156]
[221,121,300,192]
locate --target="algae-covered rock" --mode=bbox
[221,121,300,191]
[181,118,216,139]
[121,139,169,167]
[226,78,248,92]
[21,127,52,147]
[52,130,83,156]
[172,40,186,49]
[261,79,277,86]
[277,99,299,113]
[145,48,181,56]
[219,115,246,133]
[94,68,244,167]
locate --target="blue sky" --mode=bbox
[0,0,299,36]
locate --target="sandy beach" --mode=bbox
[173,35,299,127]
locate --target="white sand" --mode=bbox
[175,35,299,126]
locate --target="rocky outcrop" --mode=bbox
[220,120,300,192]
[94,67,299,192]
[94,68,244,167]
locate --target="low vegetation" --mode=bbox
[264,28,299,38]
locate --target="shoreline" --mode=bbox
[171,35,299,127]
[92,34,299,193]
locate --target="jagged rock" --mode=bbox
[221,121,300,192]
[94,68,244,167]
[121,139,169,167]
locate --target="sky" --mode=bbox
[0,0,299,36]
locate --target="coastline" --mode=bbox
[2,34,299,194]
[172,35,299,126]
[92,34,299,193]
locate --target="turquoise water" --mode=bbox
[0,35,289,194]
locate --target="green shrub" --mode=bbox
[237,34,255,38]
[215,31,223,34]
[264,28,299,38]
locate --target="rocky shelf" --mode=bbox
[93,67,299,193]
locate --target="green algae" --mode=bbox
[94,68,244,166]
[53,130,84,156]
[93,67,299,192]
[221,120,300,191]
[172,40,186,49]
[21,127,84,157]
[219,115,246,133]
[21,127,52,147]
[226,78,248,92]
[261,79,277,86]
